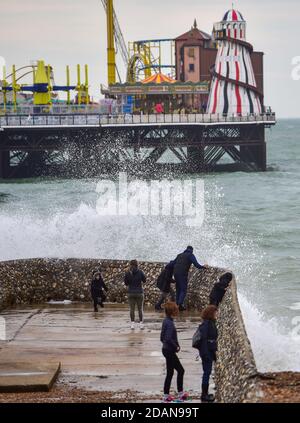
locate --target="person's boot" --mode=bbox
[99,302,104,308]
[201,384,215,403]
[155,303,163,311]
[155,297,164,311]
[94,306,98,312]
[179,304,187,312]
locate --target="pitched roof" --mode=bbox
[175,27,211,42]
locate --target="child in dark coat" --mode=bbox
[209,272,233,307]
[91,271,108,312]
[160,302,189,403]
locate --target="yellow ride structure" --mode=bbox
[0,60,90,111]
[102,0,175,85]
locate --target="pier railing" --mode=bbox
[0,112,276,128]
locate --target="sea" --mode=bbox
[0,118,299,372]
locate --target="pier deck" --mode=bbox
[0,113,276,178]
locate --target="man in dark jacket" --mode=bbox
[91,271,108,312]
[155,262,176,311]
[124,260,146,330]
[171,246,206,311]
[209,272,233,307]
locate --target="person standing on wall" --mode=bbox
[171,246,207,311]
[155,262,176,311]
[198,305,218,403]
[124,260,146,330]
[91,270,108,312]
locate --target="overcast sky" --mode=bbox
[1,0,300,117]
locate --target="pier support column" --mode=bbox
[187,146,204,172]
[255,142,267,171]
[240,143,266,171]
[0,151,10,179]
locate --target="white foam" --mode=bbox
[239,293,300,372]
[0,181,299,372]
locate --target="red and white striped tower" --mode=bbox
[207,9,263,116]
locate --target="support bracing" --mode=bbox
[0,122,268,178]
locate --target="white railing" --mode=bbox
[0,112,276,128]
[0,104,111,115]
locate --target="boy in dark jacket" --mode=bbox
[198,305,218,402]
[160,302,189,403]
[209,272,233,307]
[91,271,108,312]
[155,262,176,311]
[124,260,146,330]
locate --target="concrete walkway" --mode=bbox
[0,304,209,401]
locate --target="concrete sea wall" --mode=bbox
[0,258,261,402]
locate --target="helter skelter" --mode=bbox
[207,9,263,116]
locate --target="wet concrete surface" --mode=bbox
[0,303,211,401]
[0,361,60,393]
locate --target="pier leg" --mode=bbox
[187,146,204,172]
[255,143,267,171]
[240,143,266,171]
[0,151,10,179]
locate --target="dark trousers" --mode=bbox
[201,356,213,386]
[174,273,188,305]
[162,349,185,395]
[92,291,106,309]
[128,293,144,322]
[155,287,176,309]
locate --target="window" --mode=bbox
[189,63,195,72]
[188,48,195,58]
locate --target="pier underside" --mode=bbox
[0,123,267,178]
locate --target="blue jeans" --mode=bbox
[174,273,188,305]
[201,356,213,386]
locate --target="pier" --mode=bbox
[0,2,277,179]
[0,111,276,178]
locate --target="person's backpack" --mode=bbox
[192,324,203,350]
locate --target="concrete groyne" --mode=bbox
[0,258,269,402]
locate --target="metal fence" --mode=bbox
[0,112,276,128]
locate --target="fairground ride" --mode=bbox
[101,0,175,85]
